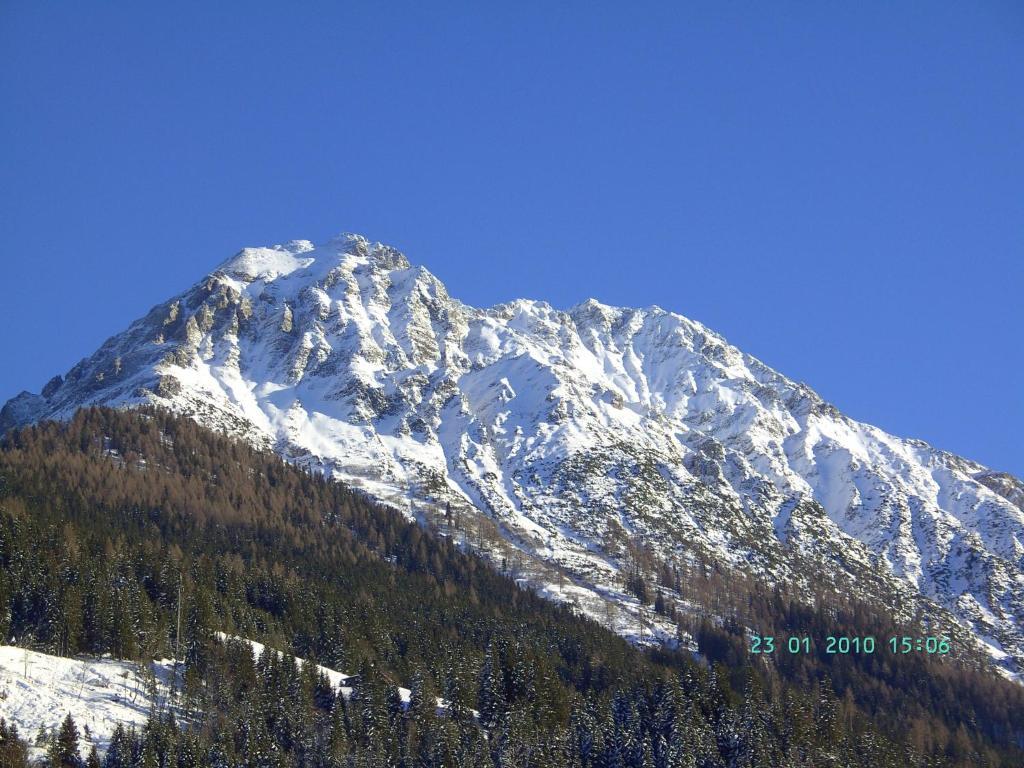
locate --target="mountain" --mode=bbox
[3,233,1022,680]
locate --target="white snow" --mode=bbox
[0,646,177,761]
[0,635,454,761]
[218,244,315,283]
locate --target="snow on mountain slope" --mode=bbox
[0,636,445,761]
[3,233,1022,678]
[0,646,177,761]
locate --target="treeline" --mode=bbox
[0,641,913,768]
[0,407,1018,766]
[0,406,639,710]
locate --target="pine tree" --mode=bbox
[203,743,231,768]
[0,719,31,768]
[175,734,202,768]
[102,724,130,768]
[478,644,508,729]
[328,688,350,760]
[313,670,336,711]
[49,713,81,768]
[442,667,471,726]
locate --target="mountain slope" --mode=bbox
[0,647,178,761]
[3,233,1022,678]
[4,407,1024,767]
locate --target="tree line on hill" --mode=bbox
[0,407,1021,766]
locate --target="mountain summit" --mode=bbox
[4,233,1022,678]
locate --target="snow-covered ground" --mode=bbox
[0,637,452,761]
[0,646,177,761]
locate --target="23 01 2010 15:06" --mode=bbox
[749,635,952,655]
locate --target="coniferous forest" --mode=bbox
[0,407,1022,767]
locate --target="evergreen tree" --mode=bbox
[49,713,82,768]
[0,719,31,768]
[102,724,131,768]
[175,734,202,768]
[478,644,508,729]
[328,689,350,761]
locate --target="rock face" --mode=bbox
[4,233,1023,678]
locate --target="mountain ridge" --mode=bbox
[4,231,1022,680]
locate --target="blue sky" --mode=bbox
[1,2,1022,475]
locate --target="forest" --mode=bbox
[0,407,1021,767]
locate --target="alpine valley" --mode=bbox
[3,233,1022,684]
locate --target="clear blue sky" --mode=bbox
[1,2,1022,475]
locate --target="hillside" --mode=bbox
[0,408,1022,765]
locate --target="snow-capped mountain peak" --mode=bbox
[4,232,1022,679]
